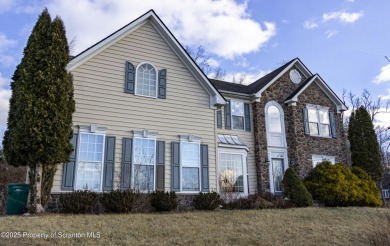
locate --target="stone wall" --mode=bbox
[252,67,348,192]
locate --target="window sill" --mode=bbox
[307,134,332,139]
[134,93,158,99]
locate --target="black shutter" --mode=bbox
[244,103,251,132]
[200,144,209,192]
[62,134,78,191]
[124,61,135,94]
[156,141,165,190]
[158,69,167,99]
[103,136,116,191]
[217,109,222,128]
[121,138,132,190]
[225,101,231,129]
[171,142,180,192]
[329,112,337,138]
[303,108,310,134]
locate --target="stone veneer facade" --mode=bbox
[252,68,348,193]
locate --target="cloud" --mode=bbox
[0,73,11,130]
[0,33,18,67]
[207,58,220,68]
[325,30,339,39]
[303,19,319,29]
[379,89,390,100]
[373,64,390,84]
[323,11,364,23]
[224,69,271,85]
[373,110,390,128]
[46,0,276,59]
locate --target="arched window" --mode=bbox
[265,101,286,147]
[265,101,288,194]
[135,63,157,97]
[268,105,282,133]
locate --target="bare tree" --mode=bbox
[232,74,246,84]
[185,45,226,80]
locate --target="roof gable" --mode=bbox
[67,10,225,108]
[284,74,348,112]
[253,58,312,97]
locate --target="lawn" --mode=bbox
[0,207,388,245]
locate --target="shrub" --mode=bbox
[304,162,382,207]
[193,191,222,210]
[223,192,294,210]
[282,168,313,207]
[150,191,179,212]
[102,189,140,213]
[59,190,99,214]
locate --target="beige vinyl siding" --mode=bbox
[216,96,257,194]
[52,21,217,193]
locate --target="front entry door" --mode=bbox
[271,158,284,194]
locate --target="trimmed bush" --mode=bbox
[59,190,99,214]
[150,191,179,212]
[223,192,294,210]
[102,189,140,213]
[193,191,222,210]
[304,162,382,207]
[282,168,313,207]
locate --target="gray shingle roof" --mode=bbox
[209,58,297,95]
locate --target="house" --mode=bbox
[49,10,348,206]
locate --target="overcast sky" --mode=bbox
[1,0,390,137]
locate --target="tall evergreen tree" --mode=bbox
[2,9,75,212]
[348,106,383,181]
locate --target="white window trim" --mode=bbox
[134,62,158,98]
[312,154,336,168]
[217,148,248,196]
[230,99,246,131]
[132,136,157,192]
[306,104,331,138]
[267,148,288,194]
[179,139,201,193]
[265,101,287,148]
[74,127,106,192]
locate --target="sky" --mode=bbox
[1,0,390,140]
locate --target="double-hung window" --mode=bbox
[75,133,105,191]
[231,100,245,130]
[133,138,156,191]
[135,63,158,98]
[181,142,200,191]
[307,106,330,137]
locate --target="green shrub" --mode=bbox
[150,191,179,212]
[282,168,313,207]
[304,162,382,207]
[193,191,222,210]
[223,192,294,210]
[102,189,140,213]
[59,190,99,214]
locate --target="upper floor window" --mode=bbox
[265,101,286,147]
[306,105,330,137]
[231,100,245,130]
[135,63,158,98]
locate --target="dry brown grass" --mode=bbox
[0,207,388,246]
